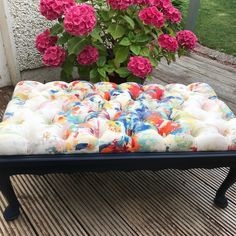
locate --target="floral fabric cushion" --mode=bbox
[0,80,235,155]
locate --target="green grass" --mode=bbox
[182,0,236,56]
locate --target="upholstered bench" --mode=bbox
[0,80,236,221]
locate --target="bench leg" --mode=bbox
[214,167,236,209]
[0,175,20,221]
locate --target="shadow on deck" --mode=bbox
[0,53,236,236]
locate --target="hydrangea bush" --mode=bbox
[36,0,197,83]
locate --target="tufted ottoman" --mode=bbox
[0,80,236,221]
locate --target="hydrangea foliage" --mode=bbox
[36,0,197,83]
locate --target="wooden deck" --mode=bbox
[0,53,236,236]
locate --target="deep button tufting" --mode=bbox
[0,80,236,155]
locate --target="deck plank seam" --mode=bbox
[163,170,236,234]
[42,175,91,236]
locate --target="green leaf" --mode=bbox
[149,57,158,67]
[140,47,150,57]
[108,9,117,18]
[67,37,87,55]
[114,46,129,64]
[100,10,110,21]
[57,32,71,45]
[104,62,116,73]
[60,69,72,82]
[62,54,76,75]
[90,77,101,83]
[96,56,106,67]
[166,27,175,36]
[128,32,135,42]
[98,68,107,78]
[127,75,142,84]
[178,47,186,57]
[90,27,103,42]
[119,37,131,46]
[92,42,107,53]
[90,68,98,79]
[50,23,63,36]
[130,45,141,55]
[122,15,135,29]
[150,32,158,39]
[77,65,91,78]
[115,67,130,77]
[100,76,109,82]
[146,74,153,81]
[144,26,151,34]
[107,24,126,40]
[153,46,160,55]
[135,34,151,43]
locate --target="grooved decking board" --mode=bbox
[12,175,88,236]
[154,62,236,106]
[189,168,236,205]
[189,54,236,75]
[45,173,136,236]
[179,56,236,82]
[86,170,234,236]
[0,194,37,236]
[0,54,236,235]
[161,170,236,233]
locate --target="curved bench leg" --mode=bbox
[214,167,236,209]
[0,175,20,221]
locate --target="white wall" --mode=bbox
[0,30,12,87]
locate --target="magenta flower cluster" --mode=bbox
[158,34,178,52]
[128,56,153,78]
[77,46,99,65]
[64,4,96,36]
[40,0,75,20]
[36,0,198,79]
[164,5,182,23]
[157,30,197,52]
[133,0,150,5]
[43,46,66,67]
[139,6,165,28]
[177,30,198,50]
[150,0,171,10]
[107,0,133,10]
[36,29,58,54]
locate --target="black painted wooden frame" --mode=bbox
[0,151,236,221]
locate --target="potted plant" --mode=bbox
[36,0,197,84]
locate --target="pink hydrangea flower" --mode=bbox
[158,34,178,52]
[177,30,198,50]
[40,0,76,20]
[107,0,132,10]
[164,6,182,23]
[128,56,152,78]
[43,46,66,67]
[36,29,58,54]
[133,0,150,5]
[61,0,76,14]
[139,6,165,28]
[64,4,96,36]
[40,0,63,20]
[77,46,99,65]
[149,0,172,11]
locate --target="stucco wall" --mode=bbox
[7,0,53,71]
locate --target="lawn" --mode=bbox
[182,0,236,56]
